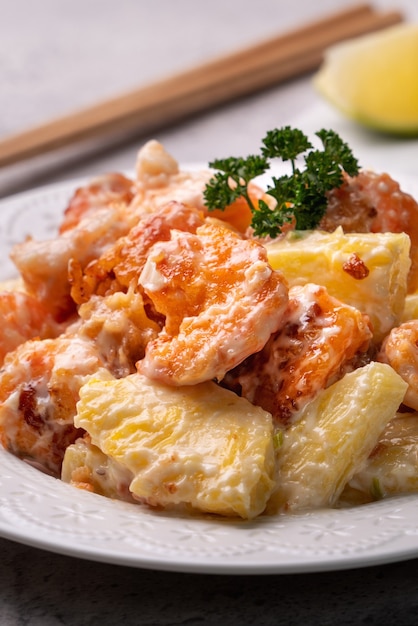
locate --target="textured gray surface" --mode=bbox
[1,1,418,623]
[2,536,418,626]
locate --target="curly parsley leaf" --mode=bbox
[251,196,294,239]
[261,127,313,164]
[204,155,268,213]
[204,126,360,237]
[315,128,360,178]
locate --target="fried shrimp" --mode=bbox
[322,170,418,292]
[0,334,104,475]
[11,176,137,320]
[378,320,418,411]
[59,173,136,233]
[70,202,205,304]
[132,140,212,215]
[223,283,373,423]
[137,220,289,386]
[77,288,160,378]
[0,290,62,366]
[132,140,260,234]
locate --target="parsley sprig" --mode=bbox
[204,127,360,238]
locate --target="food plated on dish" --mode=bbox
[1,128,418,523]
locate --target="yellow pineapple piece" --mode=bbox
[340,413,418,504]
[402,292,418,322]
[75,369,275,519]
[265,228,410,342]
[62,437,135,502]
[266,361,407,514]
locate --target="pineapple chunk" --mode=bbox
[62,437,136,502]
[266,362,407,514]
[402,292,418,322]
[340,413,418,505]
[265,228,410,342]
[75,369,275,519]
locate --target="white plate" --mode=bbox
[2,173,418,575]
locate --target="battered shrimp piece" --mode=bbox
[0,290,63,366]
[70,202,205,304]
[77,288,160,377]
[132,140,260,234]
[0,334,105,475]
[59,172,135,233]
[322,170,418,293]
[378,321,418,411]
[137,220,289,385]
[11,201,137,321]
[223,283,373,423]
[132,140,212,215]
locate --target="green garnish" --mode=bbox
[273,430,284,449]
[204,126,360,238]
[203,154,267,213]
[371,476,384,500]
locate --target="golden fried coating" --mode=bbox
[137,220,289,385]
[224,283,373,423]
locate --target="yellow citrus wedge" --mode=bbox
[313,23,418,136]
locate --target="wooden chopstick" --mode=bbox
[0,4,403,168]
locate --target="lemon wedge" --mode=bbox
[314,23,418,136]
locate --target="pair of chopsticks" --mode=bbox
[0,3,403,168]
